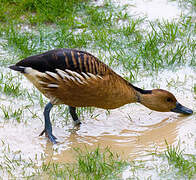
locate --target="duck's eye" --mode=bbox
[166,98,173,102]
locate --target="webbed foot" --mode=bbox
[73,119,81,126]
[39,129,57,144]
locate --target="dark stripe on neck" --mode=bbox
[130,84,152,94]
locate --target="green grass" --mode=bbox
[75,147,126,179]
[172,0,196,10]
[194,84,196,94]
[0,104,24,122]
[0,0,87,23]
[0,142,43,179]
[0,72,25,97]
[0,105,10,119]
[165,141,196,179]
[41,147,128,180]
[0,145,127,179]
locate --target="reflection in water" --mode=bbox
[48,108,194,163]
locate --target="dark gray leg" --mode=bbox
[39,102,57,144]
[69,106,81,125]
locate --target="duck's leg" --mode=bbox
[69,106,81,125]
[39,102,57,144]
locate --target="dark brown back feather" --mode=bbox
[15,48,108,76]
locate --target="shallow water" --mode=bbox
[0,0,195,178]
[111,0,194,20]
[0,67,195,167]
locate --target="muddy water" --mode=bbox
[0,67,195,167]
[46,108,195,163]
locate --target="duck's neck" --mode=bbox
[128,83,152,104]
[130,83,151,98]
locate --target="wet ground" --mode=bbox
[0,67,195,163]
[0,0,195,179]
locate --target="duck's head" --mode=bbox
[140,89,193,115]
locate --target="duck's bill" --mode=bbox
[171,102,193,115]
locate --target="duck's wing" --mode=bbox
[9,49,114,106]
[11,48,109,75]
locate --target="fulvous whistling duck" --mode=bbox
[9,48,193,143]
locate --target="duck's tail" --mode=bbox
[9,65,26,73]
